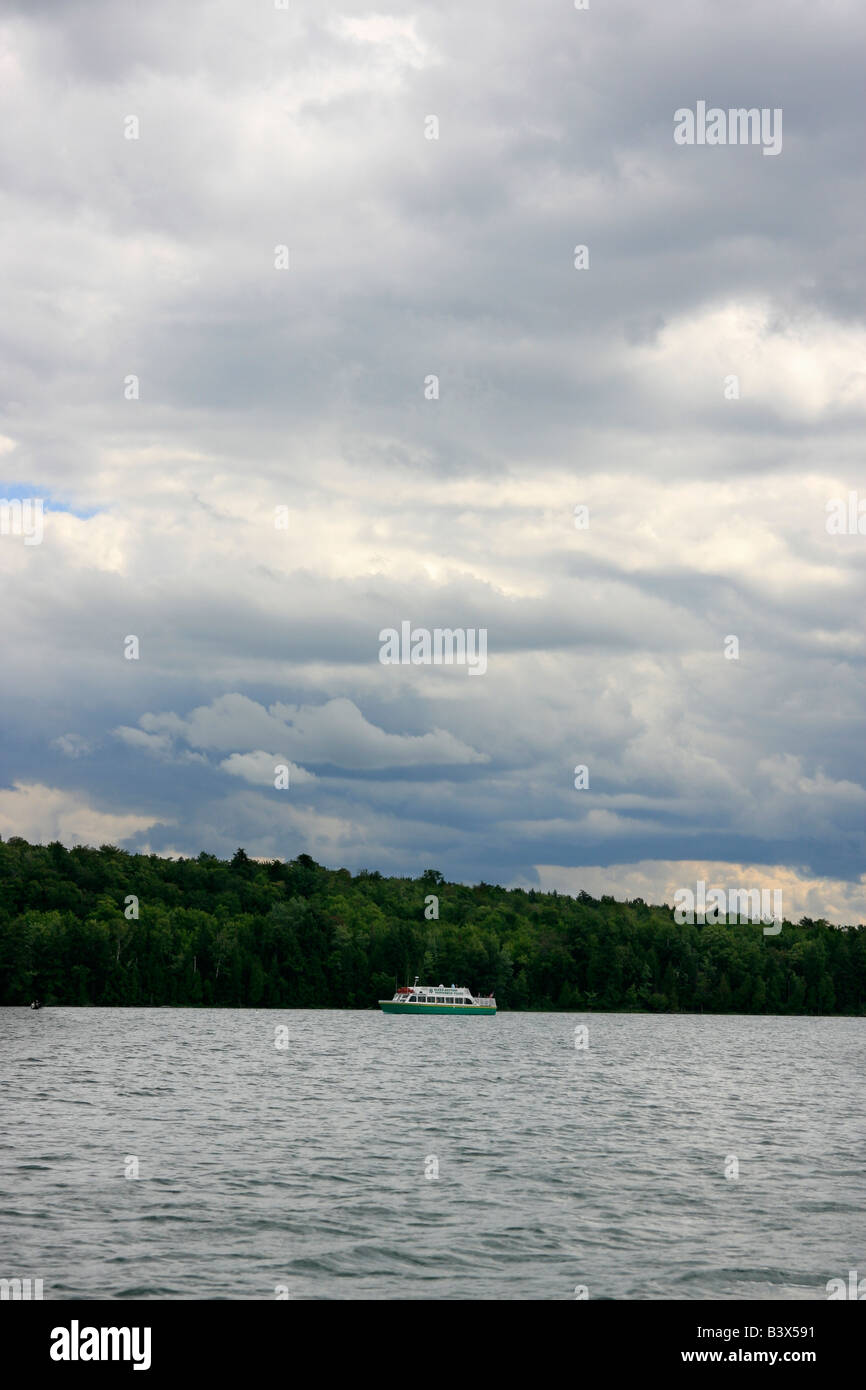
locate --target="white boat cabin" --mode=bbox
[390,981,494,1005]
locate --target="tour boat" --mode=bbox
[379,978,496,1015]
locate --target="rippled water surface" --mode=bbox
[1,1008,863,1299]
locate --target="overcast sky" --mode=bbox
[1,0,864,921]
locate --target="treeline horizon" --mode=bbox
[1,835,864,1014]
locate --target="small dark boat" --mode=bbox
[30,999,42,1010]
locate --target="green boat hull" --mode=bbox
[379,1001,495,1016]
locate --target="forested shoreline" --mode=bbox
[1,836,864,1013]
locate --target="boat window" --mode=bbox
[408,995,417,1002]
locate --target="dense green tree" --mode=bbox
[0,836,863,1013]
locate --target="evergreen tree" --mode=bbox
[0,836,862,1015]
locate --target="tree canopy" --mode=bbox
[0,836,863,1013]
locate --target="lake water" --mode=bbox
[1,1008,863,1300]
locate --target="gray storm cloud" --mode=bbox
[0,0,863,919]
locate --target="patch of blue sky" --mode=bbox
[0,483,100,519]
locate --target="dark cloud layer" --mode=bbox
[0,1,864,919]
